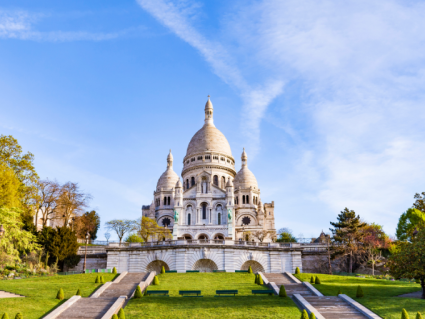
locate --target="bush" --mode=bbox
[279,285,287,297]
[337,288,342,295]
[134,285,143,298]
[258,275,264,285]
[95,275,100,283]
[315,277,321,284]
[417,312,423,319]
[309,313,316,319]
[76,289,81,296]
[100,276,105,284]
[118,308,125,319]
[153,276,159,285]
[254,274,258,284]
[1,313,9,319]
[356,286,364,298]
[112,267,117,274]
[248,266,253,274]
[401,309,409,319]
[112,315,118,319]
[301,309,309,319]
[56,288,64,300]
[310,276,315,284]
[295,267,300,274]
[161,266,165,274]
[14,314,22,319]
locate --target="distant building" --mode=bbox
[33,208,75,231]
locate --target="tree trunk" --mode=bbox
[421,278,425,300]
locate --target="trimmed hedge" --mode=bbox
[76,289,82,296]
[309,313,316,319]
[401,309,409,319]
[153,276,159,285]
[315,276,321,284]
[95,275,100,283]
[356,285,364,298]
[112,315,118,319]
[112,267,117,274]
[310,276,315,284]
[1,314,8,319]
[14,314,23,319]
[279,285,287,297]
[417,312,423,319]
[295,267,300,274]
[301,309,309,319]
[258,275,264,285]
[118,308,125,319]
[134,285,143,298]
[56,288,64,300]
[248,266,253,274]
[161,266,165,274]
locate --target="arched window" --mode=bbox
[186,179,189,189]
[242,195,246,204]
[167,197,171,205]
[188,213,191,225]
[218,213,221,225]
[202,203,207,219]
[221,176,226,188]
[164,196,167,205]
[213,175,218,186]
[246,195,249,204]
[191,177,195,187]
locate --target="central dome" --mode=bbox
[185,97,232,158]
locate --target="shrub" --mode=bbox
[76,289,81,296]
[153,276,159,285]
[95,275,100,283]
[301,309,309,319]
[337,288,342,295]
[309,313,316,319]
[134,285,143,298]
[356,286,364,298]
[1,313,9,319]
[310,276,315,284]
[417,312,423,319]
[14,314,22,319]
[112,315,118,319]
[315,277,321,284]
[254,274,258,284]
[295,267,300,274]
[161,266,165,274]
[100,276,105,284]
[279,285,287,297]
[118,308,125,319]
[56,288,64,300]
[112,267,117,274]
[401,309,409,319]
[258,275,264,285]
[248,266,253,274]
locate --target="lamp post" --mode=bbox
[83,231,90,273]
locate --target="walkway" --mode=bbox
[56,272,146,319]
[263,273,368,319]
[0,290,25,298]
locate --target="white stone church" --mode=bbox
[142,97,276,242]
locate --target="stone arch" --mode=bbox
[212,233,225,240]
[236,214,258,226]
[192,259,218,272]
[146,260,170,273]
[241,260,265,273]
[158,215,174,227]
[197,233,209,240]
[182,234,192,239]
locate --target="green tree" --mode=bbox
[276,228,297,243]
[74,210,100,240]
[396,208,425,242]
[125,234,143,243]
[388,228,425,299]
[0,207,39,264]
[0,162,21,209]
[330,208,366,273]
[0,135,39,224]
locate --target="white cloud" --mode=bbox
[0,9,139,42]
[137,0,425,234]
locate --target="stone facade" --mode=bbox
[142,97,276,242]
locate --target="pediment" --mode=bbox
[211,184,226,197]
[184,186,197,197]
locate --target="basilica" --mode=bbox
[142,97,276,242]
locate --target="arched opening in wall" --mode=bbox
[241,260,265,273]
[217,213,221,225]
[191,177,195,187]
[192,259,218,272]
[186,179,189,189]
[216,204,222,225]
[146,260,170,273]
[198,234,209,240]
[188,213,191,225]
[214,234,224,240]
[201,203,207,219]
[221,176,226,188]
[183,234,192,239]
[243,195,246,204]
[213,175,218,186]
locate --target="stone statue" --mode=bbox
[227,209,232,222]
[174,210,179,222]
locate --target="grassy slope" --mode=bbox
[295,273,425,319]
[0,273,116,319]
[125,273,301,319]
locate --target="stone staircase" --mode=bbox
[263,273,368,319]
[55,272,147,319]
[304,296,366,319]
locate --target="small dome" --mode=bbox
[156,150,180,191]
[226,178,233,187]
[176,179,182,188]
[167,149,173,162]
[234,167,258,189]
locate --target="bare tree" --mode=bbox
[252,230,271,242]
[57,182,91,227]
[34,179,61,227]
[105,219,136,244]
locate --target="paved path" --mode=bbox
[0,290,25,298]
[397,290,423,299]
[263,273,368,319]
[56,272,147,319]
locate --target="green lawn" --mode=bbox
[295,273,425,319]
[125,273,301,319]
[0,273,117,319]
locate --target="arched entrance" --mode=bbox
[213,234,224,240]
[192,259,218,272]
[198,234,209,240]
[241,260,265,273]
[146,260,170,273]
[182,234,192,240]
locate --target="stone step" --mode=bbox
[304,296,367,319]
[56,298,117,319]
[263,273,296,285]
[279,284,313,296]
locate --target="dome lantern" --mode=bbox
[204,95,214,126]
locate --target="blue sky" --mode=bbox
[1,0,425,240]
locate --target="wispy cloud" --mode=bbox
[0,9,140,42]
[137,0,425,234]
